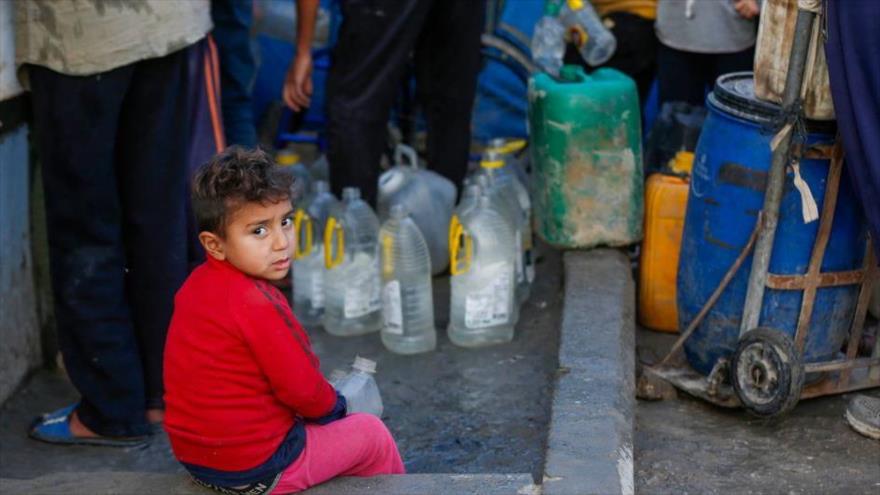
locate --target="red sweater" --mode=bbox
[164,256,337,471]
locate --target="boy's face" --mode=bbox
[200,199,295,281]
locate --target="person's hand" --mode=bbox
[733,0,760,20]
[283,51,313,112]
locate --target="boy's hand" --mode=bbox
[733,0,760,20]
[283,52,313,112]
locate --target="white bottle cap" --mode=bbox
[353,356,377,374]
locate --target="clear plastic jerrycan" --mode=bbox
[276,149,312,202]
[561,0,617,67]
[379,205,437,354]
[292,181,338,328]
[486,137,530,187]
[322,187,382,336]
[475,152,534,303]
[377,144,457,275]
[333,356,383,417]
[448,195,519,347]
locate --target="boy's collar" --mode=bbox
[205,254,240,275]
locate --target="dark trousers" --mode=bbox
[325,0,486,205]
[564,12,658,104]
[825,0,880,259]
[212,0,258,147]
[28,48,191,437]
[657,43,755,106]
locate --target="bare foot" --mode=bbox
[68,410,100,438]
[146,408,164,425]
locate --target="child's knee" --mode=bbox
[347,413,396,447]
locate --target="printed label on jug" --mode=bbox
[465,268,512,329]
[311,272,325,309]
[515,231,524,283]
[382,280,403,334]
[344,278,381,318]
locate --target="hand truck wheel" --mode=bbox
[730,327,805,417]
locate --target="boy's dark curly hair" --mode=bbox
[192,146,295,236]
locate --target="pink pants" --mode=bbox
[272,413,406,494]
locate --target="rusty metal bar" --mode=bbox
[792,142,844,353]
[740,8,818,337]
[804,356,880,374]
[658,216,763,367]
[839,245,877,388]
[801,373,880,400]
[765,269,864,290]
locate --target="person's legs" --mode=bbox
[325,0,432,205]
[413,0,486,188]
[211,0,257,147]
[272,414,405,493]
[28,65,149,438]
[711,46,755,84]
[115,47,192,414]
[657,43,708,106]
[597,12,658,104]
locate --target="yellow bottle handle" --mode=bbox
[293,209,313,260]
[381,232,394,278]
[492,139,526,155]
[324,217,345,269]
[449,215,472,276]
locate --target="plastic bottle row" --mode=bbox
[283,140,535,354]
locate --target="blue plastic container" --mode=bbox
[677,73,867,376]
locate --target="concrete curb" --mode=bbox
[0,473,539,495]
[542,249,636,495]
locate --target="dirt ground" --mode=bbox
[635,328,880,495]
[0,246,562,483]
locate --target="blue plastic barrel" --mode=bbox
[677,72,867,376]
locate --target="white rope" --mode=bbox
[790,162,819,223]
[798,0,823,14]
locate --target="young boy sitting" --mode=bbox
[163,147,405,494]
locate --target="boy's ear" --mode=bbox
[199,231,226,261]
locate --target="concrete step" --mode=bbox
[1,472,539,495]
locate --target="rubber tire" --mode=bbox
[730,327,805,417]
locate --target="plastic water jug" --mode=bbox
[475,151,534,302]
[486,137,530,187]
[639,152,692,333]
[310,154,330,182]
[323,187,382,336]
[561,0,617,67]
[448,195,519,347]
[377,144,457,275]
[293,181,338,328]
[528,65,642,248]
[333,356,383,417]
[531,0,566,76]
[379,205,436,354]
[276,149,312,202]
[455,183,483,220]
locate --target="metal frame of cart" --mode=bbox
[643,3,880,417]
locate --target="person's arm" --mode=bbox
[232,281,339,419]
[283,0,320,111]
[733,0,760,20]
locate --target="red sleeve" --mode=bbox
[230,279,337,419]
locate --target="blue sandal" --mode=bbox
[29,404,148,447]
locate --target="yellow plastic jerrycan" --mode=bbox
[638,151,692,332]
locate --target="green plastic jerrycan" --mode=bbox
[527,65,643,248]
